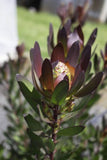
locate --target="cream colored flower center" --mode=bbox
[53,61,70,79]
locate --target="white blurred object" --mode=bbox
[0,0,18,63]
[88,0,107,22]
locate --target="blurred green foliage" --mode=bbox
[18,7,107,59]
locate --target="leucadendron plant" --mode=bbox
[16,23,103,159]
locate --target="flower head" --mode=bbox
[30,38,103,100]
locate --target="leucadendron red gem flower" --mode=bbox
[30,40,103,100]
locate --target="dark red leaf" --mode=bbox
[74,72,103,97]
[51,43,65,63]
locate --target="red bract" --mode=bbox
[30,38,103,99]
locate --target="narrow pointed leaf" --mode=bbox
[51,43,65,63]
[74,72,103,97]
[16,74,41,112]
[24,114,42,131]
[51,80,69,105]
[87,28,97,46]
[58,126,85,136]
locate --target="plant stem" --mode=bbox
[50,105,58,160]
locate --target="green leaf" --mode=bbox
[37,105,52,124]
[44,138,54,153]
[58,126,85,136]
[27,129,44,155]
[24,114,42,131]
[16,74,41,112]
[51,80,69,105]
